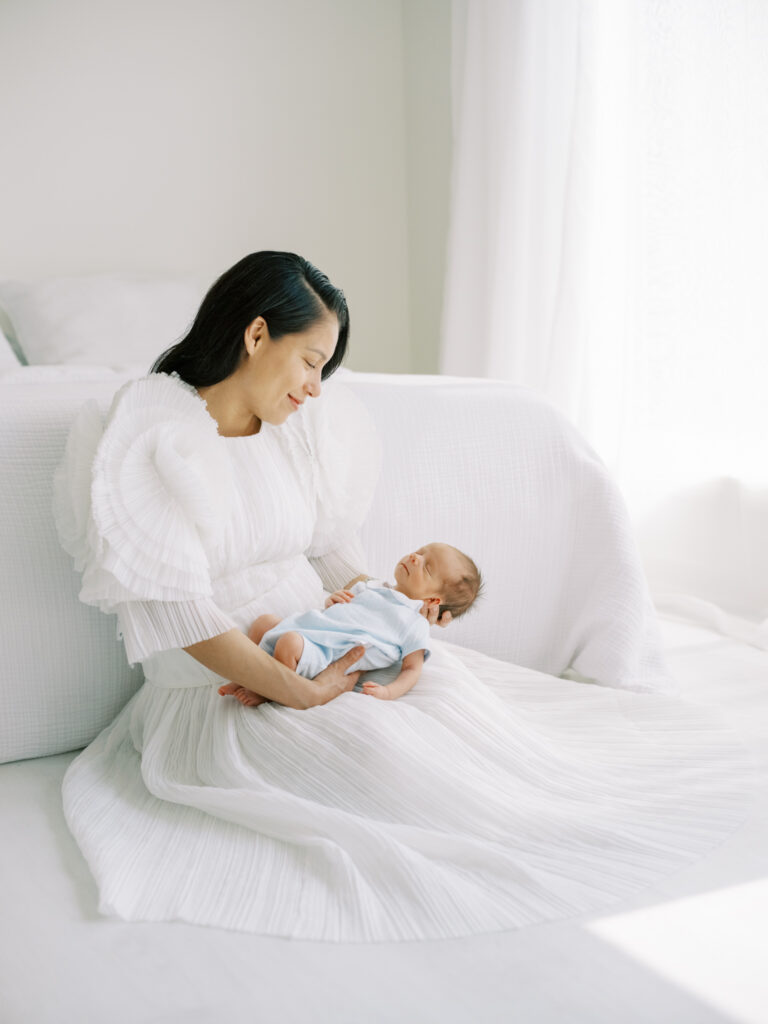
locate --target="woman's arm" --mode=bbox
[183,628,363,710]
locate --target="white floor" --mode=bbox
[1,616,766,1024]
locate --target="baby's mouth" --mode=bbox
[400,562,409,575]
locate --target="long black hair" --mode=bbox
[151,251,349,385]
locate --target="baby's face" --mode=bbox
[393,543,465,604]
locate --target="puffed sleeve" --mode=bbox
[300,380,382,592]
[53,372,238,665]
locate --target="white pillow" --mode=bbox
[0,275,204,369]
[0,326,23,372]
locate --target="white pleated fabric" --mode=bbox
[54,372,754,942]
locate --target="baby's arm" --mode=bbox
[361,650,425,701]
[325,579,371,608]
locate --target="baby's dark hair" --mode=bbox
[439,548,484,621]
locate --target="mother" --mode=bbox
[55,250,745,943]
[150,250,407,709]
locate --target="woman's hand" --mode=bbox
[420,601,452,628]
[310,645,365,706]
[324,589,355,609]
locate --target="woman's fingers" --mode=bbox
[336,644,365,674]
[311,645,365,704]
[418,602,452,627]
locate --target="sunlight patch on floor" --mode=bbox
[586,879,768,1024]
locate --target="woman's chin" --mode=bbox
[263,408,292,426]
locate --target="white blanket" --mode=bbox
[350,372,675,693]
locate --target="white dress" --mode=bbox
[54,371,752,942]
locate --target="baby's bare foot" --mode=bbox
[218,683,267,707]
[236,687,267,707]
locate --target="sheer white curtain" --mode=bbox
[442,0,768,645]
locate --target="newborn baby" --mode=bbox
[220,542,482,703]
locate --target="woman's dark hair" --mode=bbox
[151,251,349,385]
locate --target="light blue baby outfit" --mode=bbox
[259,579,432,679]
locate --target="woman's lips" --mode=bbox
[288,395,302,410]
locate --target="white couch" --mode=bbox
[1,365,766,1023]
[0,363,675,763]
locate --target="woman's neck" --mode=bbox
[196,381,261,437]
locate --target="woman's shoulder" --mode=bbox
[94,370,233,541]
[92,373,231,595]
[53,371,233,606]
[298,378,383,558]
[104,371,214,431]
[299,378,376,440]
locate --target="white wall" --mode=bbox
[402,0,452,374]
[0,0,436,374]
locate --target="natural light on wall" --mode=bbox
[444,0,768,638]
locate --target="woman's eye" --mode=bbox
[305,359,317,369]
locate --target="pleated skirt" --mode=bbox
[62,640,754,942]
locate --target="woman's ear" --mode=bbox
[244,316,268,356]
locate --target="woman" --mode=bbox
[54,251,749,942]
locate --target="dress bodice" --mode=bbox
[52,370,382,669]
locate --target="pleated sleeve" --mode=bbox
[53,372,238,665]
[300,380,382,589]
[114,598,237,666]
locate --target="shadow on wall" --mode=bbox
[636,477,768,624]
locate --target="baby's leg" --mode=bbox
[219,614,284,707]
[223,630,302,705]
[273,631,304,672]
[248,613,282,646]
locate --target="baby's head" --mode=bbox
[393,542,483,621]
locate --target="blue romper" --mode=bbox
[259,580,432,679]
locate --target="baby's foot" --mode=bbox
[218,683,268,707]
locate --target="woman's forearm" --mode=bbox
[183,628,314,709]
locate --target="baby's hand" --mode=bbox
[361,681,391,700]
[325,589,355,609]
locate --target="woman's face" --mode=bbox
[240,313,339,426]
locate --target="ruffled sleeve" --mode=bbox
[299,380,382,590]
[53,372,238,664]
